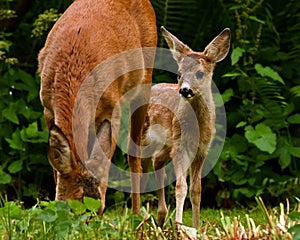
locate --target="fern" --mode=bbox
[151,0,198,48]
[151,0,229,50]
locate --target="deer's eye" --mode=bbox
[196,71,204,79]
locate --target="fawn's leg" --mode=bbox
[140,157,151,192]
[153,150,169,227]
[172,155,188,225]
[189,154,204,229]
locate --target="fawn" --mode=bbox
[39,0,157,214]
[142,26,230,228]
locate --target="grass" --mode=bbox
[0,196,299,240]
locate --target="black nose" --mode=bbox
[179,88,194,98]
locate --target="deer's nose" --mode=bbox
[179,87,194,98]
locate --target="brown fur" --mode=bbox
[39,0,157,214]
[142,27,230,228]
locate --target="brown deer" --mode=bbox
[39,0,157,214]
[142,27,230,228]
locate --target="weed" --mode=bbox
[0,196,299,239]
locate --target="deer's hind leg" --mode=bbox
[153,148,170,227]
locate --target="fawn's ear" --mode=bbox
[203,28,231,63]
[161,26,191,63]
[48,125,75,175]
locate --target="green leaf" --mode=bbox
[248,15,265,24]
[231,171,248,185]
[36,209,57,223]
[231,47,244,65]
[20,122,48,143]
[291,86,300,97]
[288,114,300,124]
[289,212,300,221]
[67,200,86,215]
[0,202,22,220]
[14,69,38,102]
[8,160,23,174]
[288,224,300,240]
[2,104,19,124]
[5,130,25,151]
[236,121,247,128]
[234,187,255,198]
[0,169,12,184]
[20,108,41,120]
[245,123,276,154]
[221,88,234,104]
[222,72,242,78]
[289,147,300,158]
[279,147,291,169]
[55,201,70,211]
[23,183,40,198]
[83,197,101,213]
[254,63,284,84]
[222,70,248,78]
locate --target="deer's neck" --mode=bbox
[191,91,215,125]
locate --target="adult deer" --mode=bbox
[39,0,157,214]
[142,27,230,228]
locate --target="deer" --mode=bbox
[141,26,230,229]
[39,0,157,215]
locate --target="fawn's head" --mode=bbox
[48,125,101,202]
[161,26,230,99]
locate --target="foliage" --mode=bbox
[211,0,300,205]
[0,1,51,203]
[31,9,61,38]
[0,0,299,207]
[0,196,299,239]
[0,196,141,239]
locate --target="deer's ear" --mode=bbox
[48,125,74,175]
[161,26,191,63]
[203,28,231,63]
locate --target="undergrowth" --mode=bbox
[0,196,299,240]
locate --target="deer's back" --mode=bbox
[39,0,157,155]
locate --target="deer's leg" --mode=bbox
[153,150,169,227]
[156,176,167,227]
[189,156,203,229]
[128,100,149,214]
[86,119,117,214]
[140,157,151,192]
[172,154,188,225]
[97,120,114,214]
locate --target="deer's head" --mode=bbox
[48,125,101,203]
[161,26,230,100]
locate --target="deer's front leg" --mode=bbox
[189,154,204,229]
[172,155,188,225]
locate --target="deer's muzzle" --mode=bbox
[179,87,194,98]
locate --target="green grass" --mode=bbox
[0,196,299,239]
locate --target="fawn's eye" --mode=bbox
[196,71,204,79]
